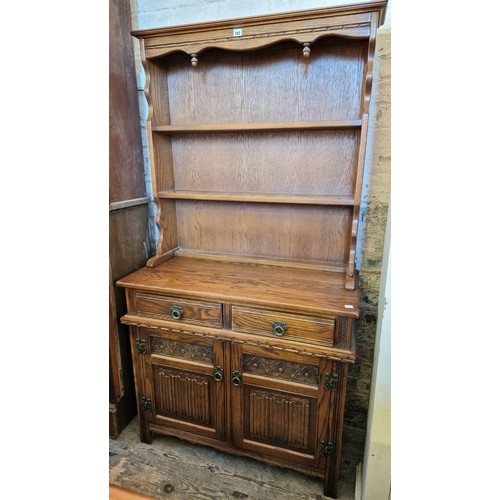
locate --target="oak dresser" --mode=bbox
[117,2,387,496]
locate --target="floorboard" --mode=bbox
[109,419,359,499]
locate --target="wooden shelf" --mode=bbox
[152,120,362,134]
[157,190,355,206]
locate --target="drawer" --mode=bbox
[135,292,223,328]
[231,306,335,346]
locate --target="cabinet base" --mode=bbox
[144,423,343,496]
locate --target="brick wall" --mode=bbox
[129,0,391,466]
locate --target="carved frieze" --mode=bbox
[150,336,214,364]
[242,354,319,385]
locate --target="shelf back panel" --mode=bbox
[174,200,351,265]
[167,130,359,196]
[159,39,366,125]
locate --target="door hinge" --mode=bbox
[324,372,338,391]
[320,441,334,458]
[136,338,146,355]
[141,396,152,411]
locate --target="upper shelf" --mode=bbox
[152,120,362,134]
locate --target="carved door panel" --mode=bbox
[231,343,334,470]
[140,327,226,441]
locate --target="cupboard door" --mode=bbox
[141,328,225,441]
[231,343,334,470]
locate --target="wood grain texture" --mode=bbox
[150,336,214,364]
[155,199,179,258]
[147,421,324,478]
[316,358,335,471]
[121,314,355,363]
[109,0,153,436]
[175,248,347,273]
[170,130,359,196]
[230,342,328,467]
[176,201,351,265]
[242,354,319,386]
[335,317,354,351]
[133,2,386,38]
[128,327,152,444]
[110,267,123,403]
[325,362,349,498]
[153,120,362,132]
[164,40,366,125]
[109,205,152,437]
[109,417,359,499]
[109,0,146,204]
[119,4,388,496]
[136,291,222,327]
[145,329,226,441]
[142,49,178,262]
[158,191,355,206]
[146,246,177,268]
[149,27,371,60]
[151,132,175,193]
[117,257,359,318]
[246,388,311,449]
[144,338,226,441]
[362,13,380,115]
[134,5,385,59]
[154,366,212,425]
[134,11,381,282]
[232,306,335,346]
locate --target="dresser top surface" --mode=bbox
[117,257,359,318]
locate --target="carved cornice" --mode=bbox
[133,2,387,60]
[132,1,387,39]
[146,21,370,54]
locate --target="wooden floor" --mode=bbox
[109,418,359,499]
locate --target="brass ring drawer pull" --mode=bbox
[169,305,184,320]
[272,321,288,337]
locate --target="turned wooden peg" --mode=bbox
[191,54,198,67]
[302,43,311,58]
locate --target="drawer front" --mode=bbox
[232,306,334,346]
[135,292,222,327]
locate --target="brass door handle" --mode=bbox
[232,370,242,387]
[214,366,223,382]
